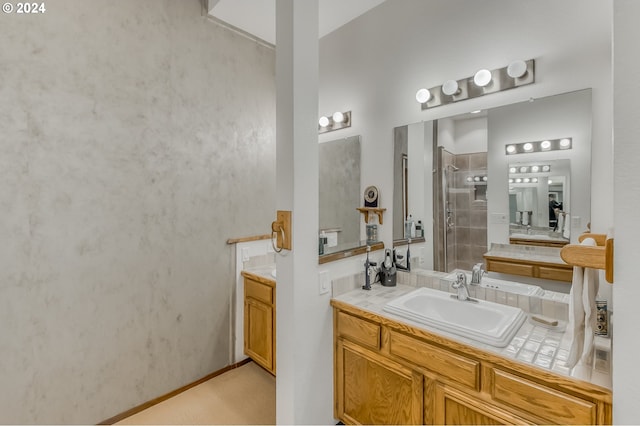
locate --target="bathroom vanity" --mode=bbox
[484,243,573,282]
[241,268,276,375]
[331,284,612,425]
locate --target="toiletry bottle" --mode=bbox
[404,215,413,239]
[410,215,416,238]
[416,220,423,238]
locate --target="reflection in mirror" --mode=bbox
[394,88,592,272]
[319,135,361,256]
[508,159,571,247]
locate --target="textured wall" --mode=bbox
[319,136,361,248]
[0,0,275,423]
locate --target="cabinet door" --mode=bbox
[244,298,274,373]
[336,340,422,425]
[434,384,530,425]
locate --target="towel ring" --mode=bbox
[271,227,285,253]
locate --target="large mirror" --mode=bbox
[394,88,592,272]
[319,135,362,256]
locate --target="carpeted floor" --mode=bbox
[116,361,276,425]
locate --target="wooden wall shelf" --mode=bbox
[560,233,614,283]
[357,207,386,224]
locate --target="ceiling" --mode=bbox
[208,0,386,45]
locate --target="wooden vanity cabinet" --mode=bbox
[243,276,275,375]
[332,302,612,425]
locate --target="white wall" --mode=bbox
[612,0,640,422]
[0,1,276,423]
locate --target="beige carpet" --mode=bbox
[116,362,275,425]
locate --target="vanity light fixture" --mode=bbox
[473,69,492,87]
[465,174,488,184]
[507,60,528,79]
[505,137,572,155]
[415,88,432,104]
[416,59,535,110]
[442,79,461,96]
[318,110,352,134]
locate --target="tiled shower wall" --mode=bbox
[439,150,488,271]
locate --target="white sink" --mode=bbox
[383,287,526,347]
[445,272,543,296]
[510,233,561,241]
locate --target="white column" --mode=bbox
[613,0,640,423]
[276,1,332,424]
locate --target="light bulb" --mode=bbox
[474,69,492,87]
[541,140,551,150]
[516,178,522,183]
[507,60,527,78]
[542,165,550,172]
[506,145,516,154]
[442,80,459,96]
[532,178,538,183]
[482,176,488,182]
[548,179,553,184]
[466,177,473,182]
[415,88,431,104]
[520,166,528,173]
[318,116,330,127]
[509,167,516,173]
[474,176,480,182]
[332,111,345,123]
[523,178,530,183]
[560,138,571,148]
[531,166,539,173]
[509,178,514,183]
[523,143,533,151]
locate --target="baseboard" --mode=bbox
[99,358,253,425]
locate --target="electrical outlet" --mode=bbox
[318,270,330,295]
[241,247,250,262]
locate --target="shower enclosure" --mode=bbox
[433,146,488,272]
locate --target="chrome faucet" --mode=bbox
[451,272,471,301]
[470,263,485,285]
[394,238,411,271]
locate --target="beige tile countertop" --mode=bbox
[241,265,276,286]
[484,242,568,264]
[332,281,611,391]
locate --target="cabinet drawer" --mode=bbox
[245,278,273,304]
[487,260,534,277]
[389,331,479,390]
[337,312,380,350]
[538,266,573,282]
[491,368,596,424]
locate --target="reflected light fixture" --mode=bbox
[318,110,351,134]
[505,137,572,155]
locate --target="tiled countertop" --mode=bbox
[241,265,276,286]
[332,282,611,391]
[484,242,568,265]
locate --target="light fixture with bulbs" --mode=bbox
[318,110,352,134]
[415,59,535,110]
[505,137,572,155]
